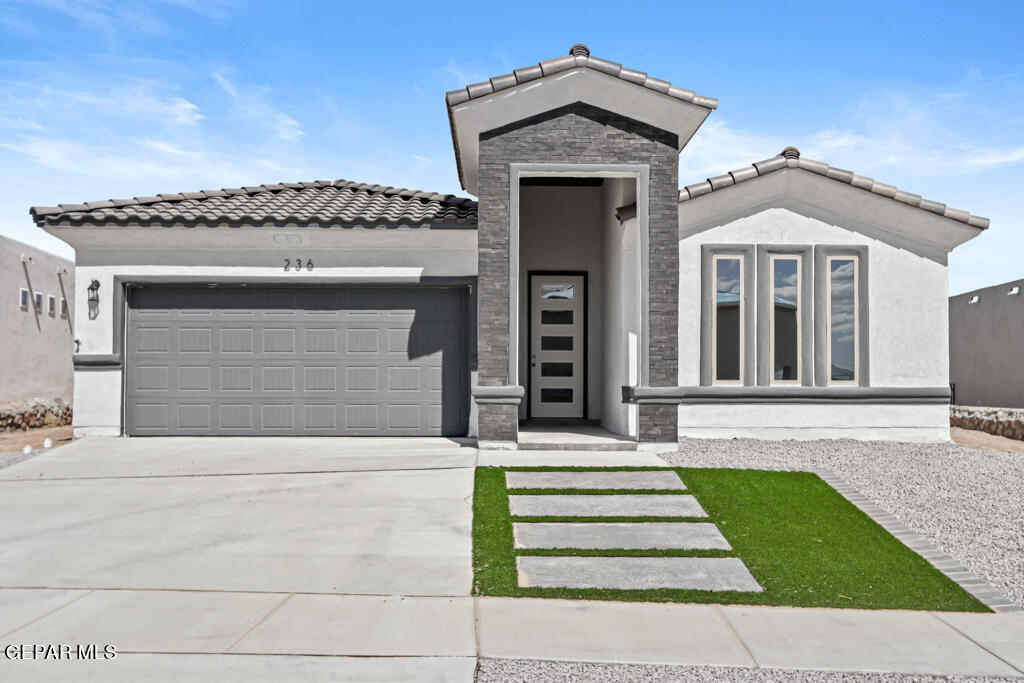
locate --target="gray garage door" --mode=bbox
[125,286,469,436]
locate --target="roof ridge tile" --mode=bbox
[677,147,989,229]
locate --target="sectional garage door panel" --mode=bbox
[125,286,468,436]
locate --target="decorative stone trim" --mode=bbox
[813,468,1020,613]
[951,405,1024,441]
[622,385,950,404]
[0,399,72,433]
[473,385,525,404]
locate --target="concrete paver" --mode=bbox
[517,556,763,591]
[720,605,1022,677]
[508,493,706,517]
[477,597,755,666]
[232,594,476,656]
[505,470,684,490]
[478,450,668,467]
[513,522,731,550]
[0,653,477,682]
[0,589,284,654]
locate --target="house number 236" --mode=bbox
[283,258,314,272]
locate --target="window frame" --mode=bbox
[33,291,43,313]
[47,294,56,317]
[814,245,869,387]
[701,245,756,386]
[60,298,68,319]
[712,253,745,385]
[826,255,859,385]
[19,288,29,311]
[769,254,802,385]
[756,245,813,387]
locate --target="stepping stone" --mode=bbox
[508,494,707,518]
[505,471,685,491]
[517,556,763,592]
[513,522,731,550]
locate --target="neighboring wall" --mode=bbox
[0,235,74,404]
[949,278,1024,409]
[517,185,604,421]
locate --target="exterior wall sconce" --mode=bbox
[87,279,100,320]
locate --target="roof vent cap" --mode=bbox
[569,44,590,58]
[782,146,801,160]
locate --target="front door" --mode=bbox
[530,273,585,418]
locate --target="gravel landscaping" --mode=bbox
[477,659,1020,682]
[662,438,1024,609]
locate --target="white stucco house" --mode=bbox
[31,44,987,444]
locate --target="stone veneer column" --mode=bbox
[474,103,682,445]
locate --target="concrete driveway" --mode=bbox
[0,437,476,596]
[0,437,478,680]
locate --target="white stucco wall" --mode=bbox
[54,226,478,437]
[600,179,639,436]
[517,186,604,421]
[677,205,951,440]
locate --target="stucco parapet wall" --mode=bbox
[678,148,989,229]
[951,405,1024,441]
[623,386,951,404]
[472,385,525,404]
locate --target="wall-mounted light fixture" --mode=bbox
[87,279,100,320]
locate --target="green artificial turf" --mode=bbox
[473,466,989,611]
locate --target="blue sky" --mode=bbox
[1,0,1021,294]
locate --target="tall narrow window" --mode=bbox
[48,295,56,317]
[828,256,858,383]
[713,255,743,383]
[19,288,29,311]
[60,298,68,319]
[771,256,800,383]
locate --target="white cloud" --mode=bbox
[212,71,304,142]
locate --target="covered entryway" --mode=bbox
[124,285,469,436]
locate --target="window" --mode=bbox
[33,292,42,313]
[540,283,575,300]
[60,298,68,319]
[48,295,56,317]
[770,256,800,383]
[713,255,743,383]
[827,256,858,384]
[19,288,29,311]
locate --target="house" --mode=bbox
[31,45,987,444]
[949,278,1024,409]
[0,234,75,407]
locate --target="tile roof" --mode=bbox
[445,44,719,110]
[30,180,478,229]
[678,147,989,229]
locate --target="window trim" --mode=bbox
[756,245,813,387]
[60,298,68,319]
[814,245,869,387]
[19,288,29,311]
[33,291,43,313]
[47,294,56,317]
[770,255,802,385]
[701,245,756,386]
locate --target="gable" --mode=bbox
[447,45,715,195]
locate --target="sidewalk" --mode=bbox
[2,589,1022,680]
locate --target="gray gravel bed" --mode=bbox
[0,449,42,470]
[662,438,1024,609]
[477,659,1018,682]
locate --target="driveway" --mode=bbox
[0,437,475,596]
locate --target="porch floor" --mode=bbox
[517,423,637,451]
